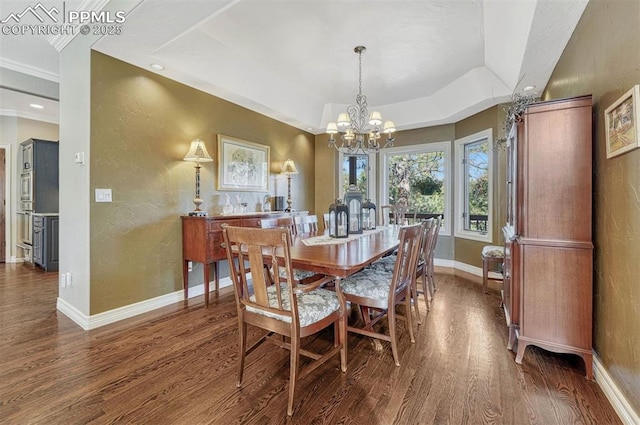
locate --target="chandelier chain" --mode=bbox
[325,45,396,155]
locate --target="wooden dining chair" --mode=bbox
[426,216,442,295]
[380,205,394,226]
[259,216,297,236]
[260,216,328,285]
[415,218,436,312]
[294,215,319,234]
[222,225,346,416]
[366,219,434,323]
[337,223,423,366]
[322,213,330,231]
[380,198,411,226]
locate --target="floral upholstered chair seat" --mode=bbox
[248,284,340,327]
[367,255,397,273]
[481,245,504,258]
[276,267,318,282]
[340,269,393,301]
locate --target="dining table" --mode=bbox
[287,227,401,280]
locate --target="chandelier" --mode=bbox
[326,46,396,155]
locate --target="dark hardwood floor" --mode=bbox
[0,263,621,424]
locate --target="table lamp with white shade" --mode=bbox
[281,159,298,212]
[183,139,213,216]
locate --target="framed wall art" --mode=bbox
[217,135,270,191]
[605,84,639,159]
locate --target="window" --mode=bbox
[338,152,376,200]
[380,142,451,235]
[454,129,493,242]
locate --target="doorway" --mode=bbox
[1,148,5,262]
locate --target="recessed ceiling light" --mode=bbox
[523,85,536,92]
[306,127,313,131]
[29,104,44,109]
[150,63,165,71]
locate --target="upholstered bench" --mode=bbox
[481,245,504,293]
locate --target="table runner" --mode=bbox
[301,227,386,246]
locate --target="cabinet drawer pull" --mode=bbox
[220,242,226,249]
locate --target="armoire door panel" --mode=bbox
[520,244,593,349]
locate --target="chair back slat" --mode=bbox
[260,216,297,236]
[419,218,435,264]
[390,224,423,297]
[295,215,319,233]
[429,215,442,261]
[248,244,271,306]
[223,225,296,318]
[322,213,330,231]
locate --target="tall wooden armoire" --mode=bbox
[502,95,593,379]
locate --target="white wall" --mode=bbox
[57,0,142,322]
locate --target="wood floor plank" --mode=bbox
[0,264,622,424]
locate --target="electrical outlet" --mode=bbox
[188,261,193,272]
[60,273,67,288]
[66,272,73,287]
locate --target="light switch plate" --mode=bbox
[74,152,85,165]
[95,188,112,202]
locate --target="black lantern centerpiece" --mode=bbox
[344,184,364,234]
[329,199,349,238]
[362,199,377,230]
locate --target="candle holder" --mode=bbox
[329,199,349,238]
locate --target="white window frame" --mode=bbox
[379,142,451,236]
[338,151,377,201]
[454,128,493,243]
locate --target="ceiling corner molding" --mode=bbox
[0,58,59,83]
[45,0,112,51]
[46,32,78,52]
[0,108,59,124]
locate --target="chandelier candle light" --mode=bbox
[326,46,396,155]
[183,139,213,216]
[281,159,299,212]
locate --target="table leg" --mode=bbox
[204,262,210,307]
[213,261,219,293]
[183,259,190,300]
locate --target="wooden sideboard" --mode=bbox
[181,212,304,306]
[503,95,593,378]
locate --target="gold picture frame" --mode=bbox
[217,135,270,192]
[605,84,640,159]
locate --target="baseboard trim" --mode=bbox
[593,353,640,425]
[56,261,493,330]
[57,277,234,330]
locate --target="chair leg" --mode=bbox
[422,273,431,312]
[287,335,300,416]
[482,257,489,294]
[405,292,415,344]
[412,277,422,325]
[388,306,400,367]
[237,318,247,387]
[339,315,347,372]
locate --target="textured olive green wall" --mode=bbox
[542,0,640,412]
[454,106,501,268]
[314,133,338,220]
[90,51,314,314]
